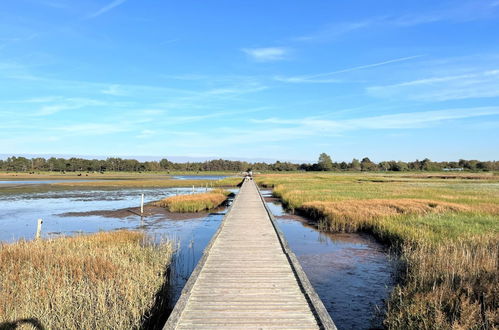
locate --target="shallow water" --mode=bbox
[0,187,219,242]
[0,185,232,313]
[0,185,395,329]
[262,190,396,330]
[0,179,100,185]
[171,175,228,180]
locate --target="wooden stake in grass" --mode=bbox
[140,194,144,215]
[35,219,43,240]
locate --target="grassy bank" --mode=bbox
[0,170,236,179]
[0,174,242,196]
[153,189,230,212]
[0,231,173,329]
[52,177,241,188]
[257,172,499,329]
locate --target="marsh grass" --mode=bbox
[52,178,241,188]
[257,172,499,329]
[302,198,469,233]
[153,189,230,212]
[386,236,498,329]
[0,231,173,329]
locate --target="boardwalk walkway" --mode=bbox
[164,179,336,329]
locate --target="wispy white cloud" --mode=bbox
[33,97,106,116]
[137,129,155,139]
[252,107,499,133]
[273,76,343,84]
[101,84,126,96]
[56,123,128,135]
[367,69,499,101]
[242,47,288,62]
[295,20,374,42]
[275,55,424,83]
[88,0,127,18]
[295,2,499,42]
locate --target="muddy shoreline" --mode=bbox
[58,204,222,220]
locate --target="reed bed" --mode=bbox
[53,178,237,188]
[153,189,230,212]
[301,199,469,233]
[257,172,499,329]
[0,231,173,329]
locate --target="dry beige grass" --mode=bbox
[153,189,229,212]
[0,231,173,329]
[387,236,499,329]
[302,198,469,232]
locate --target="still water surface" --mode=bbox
[0,186,395,329]
[171,175,228,180]
[263,191,396,329]
[0,180,101,185]
[0,187,216,242]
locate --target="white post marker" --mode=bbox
[141,193,144,215]
[35,218,43,240]
[192,185,195,193]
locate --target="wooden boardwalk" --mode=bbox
[164,179,336,329]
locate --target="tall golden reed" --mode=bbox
[153,189,229,212]
[0,231,173,329]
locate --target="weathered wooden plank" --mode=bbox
[164,180,336,329]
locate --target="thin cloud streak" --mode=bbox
[252,107,499,132]
[295,2,499,43]
[88,0,127,18]
[367,69,499,101]
[275,55,425,83]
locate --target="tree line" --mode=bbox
[0,154,497,173]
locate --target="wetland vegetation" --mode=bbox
[0,231,173,329]
[257,172,499,329]
[153,189,231,212]
[1,168,497,329]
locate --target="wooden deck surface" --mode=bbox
[164,179,335,329]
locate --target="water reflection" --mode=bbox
[262,190,396,330]
[0,187,212,242]
[0,180,100,185]
[0,186,235,310]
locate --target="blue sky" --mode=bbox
[1,0,498,162]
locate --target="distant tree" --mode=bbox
[360,157,377,171]
[459,159,479,171]
[388,161,409,171]
[379,161,390,171]
[350,158,361,171]
[317,153,334,171]
[476,162,492,171]
[159,158,172,170]
[421,158,438,171]
[2,155,495,173]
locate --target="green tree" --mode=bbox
[360,157,377,171]
[350,158,361,171]
[317,153,334,171]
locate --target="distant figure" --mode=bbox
[245,171,253,181]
